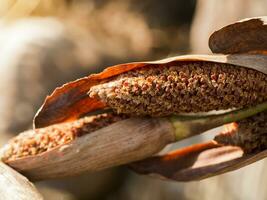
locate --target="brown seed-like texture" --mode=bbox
[215,112,267,153]
[1,113,126,162]
[89,62,267,116]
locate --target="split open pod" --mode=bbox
[1,16,267,182]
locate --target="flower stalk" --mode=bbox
[170,101,267,140]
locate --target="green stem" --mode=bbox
[169,102,267,141]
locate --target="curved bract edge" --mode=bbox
[34,53,267,128]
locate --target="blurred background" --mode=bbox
[0,0,267,199]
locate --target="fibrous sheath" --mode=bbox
[89,62,267,116]
[215,112,267,153]
[1,113,126,162]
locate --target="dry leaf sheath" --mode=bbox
[215,112,267,153]
[209,16,267,54]
[2,116,175,180]
[2,113,127,162]
[0,161,43,199]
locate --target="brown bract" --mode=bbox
[215,112,267,153]
[209,16,267,54]
[130,141,267,181]
[4,117,175,181]
[34,53,267,128]
[2,113,126,162]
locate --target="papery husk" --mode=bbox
[34,53,267,128]
[130,141,267,182]
[209,16,267,54]
[4,117,175,181]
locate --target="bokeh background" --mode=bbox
[0,0,267,199]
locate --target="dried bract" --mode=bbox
[215,112,267,153]
[33,54,267,128]
[1,113,126,162]
[209,16,267,54]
